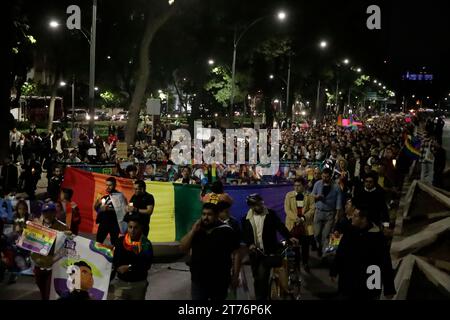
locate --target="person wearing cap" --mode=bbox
[31,202,68,300]
[110,213,153,300]
[241,193,298,300]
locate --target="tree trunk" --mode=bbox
[125,7,176,146]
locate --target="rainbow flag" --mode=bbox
[403,135,421,160]
[62,168,292,243]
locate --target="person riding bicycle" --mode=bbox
[241,193,299,300]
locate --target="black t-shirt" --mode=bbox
[190,222,240,285]
[126,192,155,227]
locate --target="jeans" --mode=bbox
[314,209,335,255]
[109,279,149,300]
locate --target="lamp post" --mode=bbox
[229,10,286,118]
[315,40,328,118]
[48,0,97,139]
[88,0,97,139]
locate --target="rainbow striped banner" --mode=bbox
[403,135,421,160]
[62,168,293,243]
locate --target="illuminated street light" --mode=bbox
[208,59,215,65]
[383,86,386,89]
[277,11,287,21]
[356,68,362,73]
[343,58,350,65]
[301,111,306,116]
[94,87,99,91]
[319,40,328,48]
[269,74,274,79]
[49,20,60,28]
[374,80,377,83]
[107,55,111,60]
[60,81,66,87]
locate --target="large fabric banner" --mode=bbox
[63,168,293,242]
[50,233,113,300]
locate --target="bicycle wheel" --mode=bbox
[288,274,302,300]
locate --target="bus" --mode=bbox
[12,95,64,123]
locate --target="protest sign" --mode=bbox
[50,234,113,300]
[17,221,58,256]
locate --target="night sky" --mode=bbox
[20,0,450,102]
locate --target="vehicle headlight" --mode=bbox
[86,115,91,120]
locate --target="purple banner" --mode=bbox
[224,184,293,224]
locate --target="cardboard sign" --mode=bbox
[17,221,58,256]
[116,142,128,160]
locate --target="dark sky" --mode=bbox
[22,0,450,101]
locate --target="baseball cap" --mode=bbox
[42,202,56,213]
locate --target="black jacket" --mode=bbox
[330,224,396,299]
[241,208,291,254]
[354,186,389,226]
[113,235,153,282]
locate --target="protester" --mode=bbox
[432,140,446,188]
[0,155,18,196]
[47,165,63,202]
[201,180,233,205]
[110,214,153,300]
[180,203,240,300]
[311,168,343,257]
[60,188,81,235]
[353,171,390,228]
[175,166,196,184]
[330,206,396,300]
[94,177,127,245]
[124,180,155,237]
[31,202,68,300]
[241,193,298,300]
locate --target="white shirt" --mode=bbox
[253,214,265,250]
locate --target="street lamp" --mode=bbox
[229,10,287,116]
[49,20,59,28]
[208,59,215,65]
[49,2,97,138]
[60,81,66,87]
[315,40,328,118]
[356,68,362,73]
[343,58,350,65]
[269,74,274,79]
[277,11,287,21]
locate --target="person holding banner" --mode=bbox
[94,177,127,245]
[124,180,154,237]
[31,202,68,300]
[110,214,153,300]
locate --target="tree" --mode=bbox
[204,66,252,109]
[125,0,189,146]
[1,0,36,161]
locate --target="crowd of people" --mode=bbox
[0,111,447,300]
